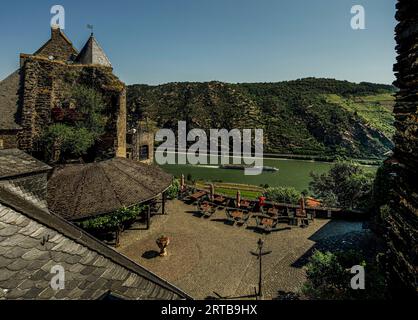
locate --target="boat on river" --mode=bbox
[220,164,279,172]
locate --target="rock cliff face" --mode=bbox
[385,0,418,296]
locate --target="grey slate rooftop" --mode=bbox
[0,71,21,131]
[0,185,191,300]
[0,149,51,180]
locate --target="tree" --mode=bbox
[40,84,107,162]
[309,161,374,209]
[264,186,301,204]
[302,250,387,300]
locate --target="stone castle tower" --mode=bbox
[127,119,155,165]
[0,26,126,159]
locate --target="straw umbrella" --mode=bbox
[210,184,215,202]
[180,174,185,191]
[300,195,306,215]
[236,190,241,208]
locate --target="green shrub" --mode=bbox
[77,205,145,232]
[40,84,107,162]
[264,186,301,204]
[166,179,180,199]
[302,250,387,300]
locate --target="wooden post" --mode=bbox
[115,226,122,247]
[327,210,332,218]
[162,192,166,215]
[147,206,151,230]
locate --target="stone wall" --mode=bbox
[0,131,20,149]
[386,0,418,297]
[33,27,78,62]
[128,120,155,164]
[116,88,127,158]
[18,54,127,159]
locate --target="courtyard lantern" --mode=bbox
[251,238,272,300]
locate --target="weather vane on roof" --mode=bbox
[87,24,94,35]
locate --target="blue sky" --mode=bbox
[0,0,397,85]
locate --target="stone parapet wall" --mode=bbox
[0,131,20,150]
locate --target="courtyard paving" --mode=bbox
[116,200,368,300]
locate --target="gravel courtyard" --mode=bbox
[116,200,370,300]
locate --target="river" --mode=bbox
[159,158,378,191]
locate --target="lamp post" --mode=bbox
[251,238,272,300]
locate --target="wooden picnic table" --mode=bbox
[261,217,274,227]
[200,202,211,211]
[267,208,279,216]
[240,200,251,209]
[213,195,226,204]
[231,211,244,219]
[190,191,207,201]
[296,209,307,218]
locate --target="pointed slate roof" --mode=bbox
[75,34,112,67]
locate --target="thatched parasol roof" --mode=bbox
[47,157,173,221]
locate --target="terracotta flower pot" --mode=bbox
[156,236,170,257]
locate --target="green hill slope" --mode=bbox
[127,78,395,159]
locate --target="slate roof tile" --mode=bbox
[0,224,19,236]
[30,227,49,238]
[22,287,44,299]
[78,251,97,265]
[19,220,43,236]
[7,259,31,272]
[4,289,29,299]
[0,269,15,281]
[0,177,191,300]
[2,246,28,259]
[0,149,51,179]
[26,259,48,271]
[17,279,38,290]
[21,248,50,261]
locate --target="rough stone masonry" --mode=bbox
[386,0,418,297]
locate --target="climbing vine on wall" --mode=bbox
[76,205,147,232]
